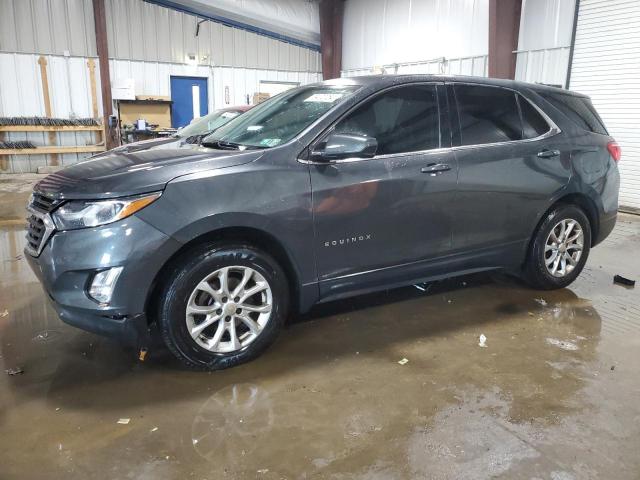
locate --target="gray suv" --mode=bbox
[25,75,620,369]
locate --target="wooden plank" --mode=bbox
[87,58,103,146]
[37,55,59,166]
[87,58,99,119]
[0,145,106,156]
[0,130,7,171]
[0,125,103,132]
[87,58,103,147]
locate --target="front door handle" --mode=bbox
[537,149,560,158]
[421,163,451,175]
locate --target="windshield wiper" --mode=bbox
[201,139,269,150]
[201,139,242,150]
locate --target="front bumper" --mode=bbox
[25,215,182,344]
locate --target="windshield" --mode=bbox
[202,85,359,149]
[177,109,244,138]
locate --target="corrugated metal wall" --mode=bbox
[514,0,576,86]
[106,0,321,71]
[569,0,640,210]
[0,52,321,173]
[0,0,96,56]
[0,52,101,173]
[0,0,322,173]
[0,0,321,72]
[342,0,488,72]
[341,55,488,78]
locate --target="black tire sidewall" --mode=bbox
[528,205,591,289]
[159,244,288,370]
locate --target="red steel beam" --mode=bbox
[488,0,523,79]
[319,0,344,80]
[92,0,117,149]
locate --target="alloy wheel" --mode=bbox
[185,266,273,353]
[544,218,584,278]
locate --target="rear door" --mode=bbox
[449,83,572,262]
[309,83,458,298]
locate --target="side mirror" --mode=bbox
[311,132,378,161]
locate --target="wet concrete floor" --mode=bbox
[1,215,639,479]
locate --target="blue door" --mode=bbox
[170,76,209,128]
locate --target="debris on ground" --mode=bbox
[611,365,615,371]
[534,298,548,306]
[138,348,148,362]
[478,334,487,348]
[5,367,24,375]
[117,418,131,425]
[5,254,23,262]
[528,312,534,316]
[151,427,158,432]
[613,275,635,287]
[397,358,409,365]
[413,283,431,293]
[32,330,61,342]
[0,310,8,318]
[257,469,269,474]
[546,338,579,351]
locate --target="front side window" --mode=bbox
[203,85,359,149]
[333,84,440,155]
[455,85,522,146]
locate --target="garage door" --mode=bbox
[569,0,640,210]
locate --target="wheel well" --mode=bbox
[553,193,599,245]
[145,226,301,325]
[531,193,599,249]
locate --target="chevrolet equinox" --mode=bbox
[25,75,620,369]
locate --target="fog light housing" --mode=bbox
[88,267,124,304]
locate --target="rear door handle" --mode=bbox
[421,163,451,175]
[537,149,560,158]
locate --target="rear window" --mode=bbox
[455,85,522,146]
[540,92,608,135]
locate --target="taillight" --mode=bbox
[607,141,621,162]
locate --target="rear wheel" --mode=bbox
[158,243,289,370]
[522,204,591,290]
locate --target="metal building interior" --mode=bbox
[1,0,639,478]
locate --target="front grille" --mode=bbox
[26,214,46,253]
[25,193,58,256]
[30,193,57,213]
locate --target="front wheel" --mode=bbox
[522,205,591,290]
[158,244,289,370]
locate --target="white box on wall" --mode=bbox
[112,78,135,100]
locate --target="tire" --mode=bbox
[522,204,592,290]
[158,243,289,370]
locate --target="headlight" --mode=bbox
[52,192,161,230]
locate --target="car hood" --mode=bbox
[34,147,264,200]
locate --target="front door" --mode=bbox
[309,83,458,299]
[170,76,209,128]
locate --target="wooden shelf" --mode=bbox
[0,145,106,156]
[0,125,103,132]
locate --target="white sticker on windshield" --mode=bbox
[260,138,282,147]
[304,93,345,103]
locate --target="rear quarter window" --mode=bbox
[540,92,608,135]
